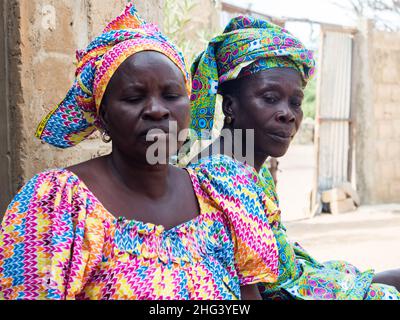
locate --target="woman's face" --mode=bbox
[226,68,304,158]
[100,51,190,163]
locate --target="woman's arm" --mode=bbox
[240,284,262,300]
[373,269,400,291]
[0,170,102,299]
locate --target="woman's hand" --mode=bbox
[240,284,262,300]
[373,268,400,291]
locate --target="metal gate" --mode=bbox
[311,26,356,215]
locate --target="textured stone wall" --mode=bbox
[354,20,400,204]
[0,0,164,213]
[371,30,400,202]
[0,1,12,214]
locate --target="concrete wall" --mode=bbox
[164,0,221,63]
[0,0,164,213]
[371,29,400,202]
[1,0,23,214]
[354,20,400,204]
[0,1,12,214]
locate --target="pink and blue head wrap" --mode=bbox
[36,3,191,148]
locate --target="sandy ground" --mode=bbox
[274,144,400,272]
[284,205,400,272]
[276,144,315,221]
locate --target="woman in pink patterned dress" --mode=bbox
[0,3,279,300]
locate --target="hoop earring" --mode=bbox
[225,116,233,125]
[101,130,112,143]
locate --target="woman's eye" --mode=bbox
[291,100,303,108]
[263,96,279,104]
[125,96,143,103]
[164,94,180,100]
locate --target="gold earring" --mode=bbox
[225,116,233,124]
[101,130,112,143]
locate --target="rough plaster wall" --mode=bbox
[354,20,400,204]
[2,0,164,212]
[0,1,12,212]
[135,0,164,28]
[353,20,375,204]
[1,0,25,213]
[371,30,400,202]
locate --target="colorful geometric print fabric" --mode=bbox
[190,15,315,138]
[35,2,191,149]
[237,57,300,82]
[0,160,279,300]
[252,163,400,300]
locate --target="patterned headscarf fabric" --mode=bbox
[35,3,191,149]
[190,15,316,138]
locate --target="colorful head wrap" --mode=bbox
[36,3,191,148]
[190,16,316,138]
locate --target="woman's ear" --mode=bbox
[99,103,113,143]
[222,94,237,126]
[222,94,235,118]
[99,103,109,132]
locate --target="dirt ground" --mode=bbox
[276,144,315,221]
[275,144,400,272]
[284,205,400,272]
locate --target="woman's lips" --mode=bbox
[266,132,293,144]
[139,126,169,138]
[145,131,168,141]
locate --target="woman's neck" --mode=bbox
[108,149,171,199]
[253,153,268,172]
[215,126,268,173]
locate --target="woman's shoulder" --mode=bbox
[188,154,261,189]
[65,156,107,183]
[24,156,110,197]
[18,168,83,195]
[6,160,106,213]
[188,154,253,175]
[4,164,114,231]
[5,168,86,215]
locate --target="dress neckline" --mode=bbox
[56,166,206,236]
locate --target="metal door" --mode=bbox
[311,27,356,216]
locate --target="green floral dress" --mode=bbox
[255,164,400,300]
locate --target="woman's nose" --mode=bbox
[142,98,170,120]
[275,102,295,123]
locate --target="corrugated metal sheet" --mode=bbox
[316,31,353,192]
